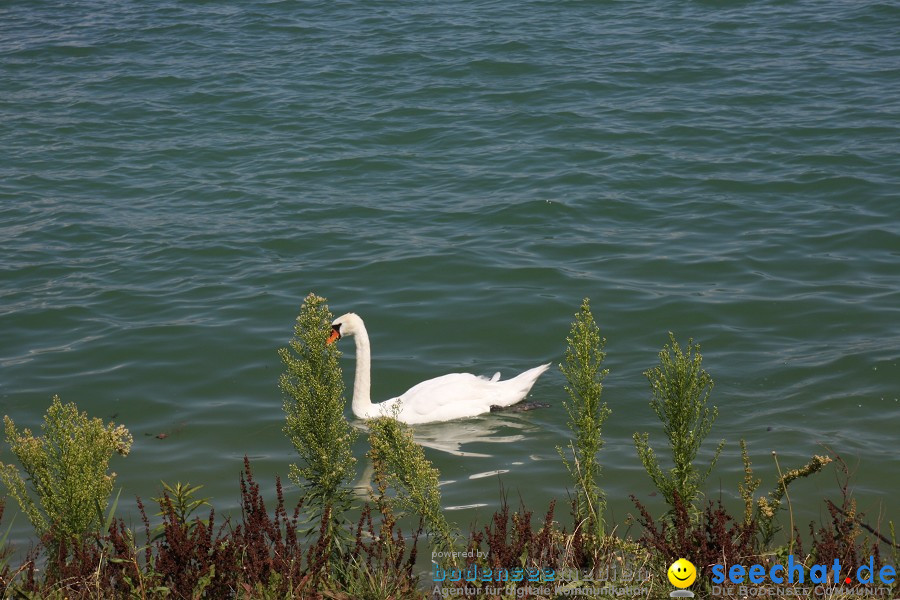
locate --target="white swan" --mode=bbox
[327,313,550,425]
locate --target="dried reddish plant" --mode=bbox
[0,457,422,599]
[630,491,757,581]
[807,455,889,581]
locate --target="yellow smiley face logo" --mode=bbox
[668,558,697,588]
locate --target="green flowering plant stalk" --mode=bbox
[739,439,762,528]
[0,395,132,553]
[367,416,457,564]
[280,293,357,545]
[758,451,833,547]
[558,298,611,544]
[634,333,724,515]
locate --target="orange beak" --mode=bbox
[326,329,340,345]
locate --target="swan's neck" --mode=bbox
[350,324,373,418]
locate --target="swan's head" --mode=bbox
[327,312,364,345]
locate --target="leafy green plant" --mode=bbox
[758,451,832,547]
[151,481,210,536]
[738,439,761,528]
[557,298,611,545]
[367,416,457,563]
[0,396,132,553]
[326,550,421,600]
[633,333,724,515]
[279,293,358,545]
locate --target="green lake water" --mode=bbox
[1,0,898,551]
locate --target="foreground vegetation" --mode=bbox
[1,294,896,599]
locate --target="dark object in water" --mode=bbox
[491,401,551,413]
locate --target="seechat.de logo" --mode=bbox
[711,555,896,586]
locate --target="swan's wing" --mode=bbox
[473,372,500,382]
[396,373,504,421]
[387,364,549,425]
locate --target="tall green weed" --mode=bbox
[367,416,457,563]
[634,333,724,514]
[0,396,132,553]
[557,298,610,545]
[280,293,358,547]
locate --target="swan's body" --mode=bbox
[328,313,550,425]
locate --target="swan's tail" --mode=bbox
[496,362,551,407]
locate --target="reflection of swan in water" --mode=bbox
[411,414,536,457]
[349,415,541,497]
[328,313,550,424]
[354,412,539,457]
